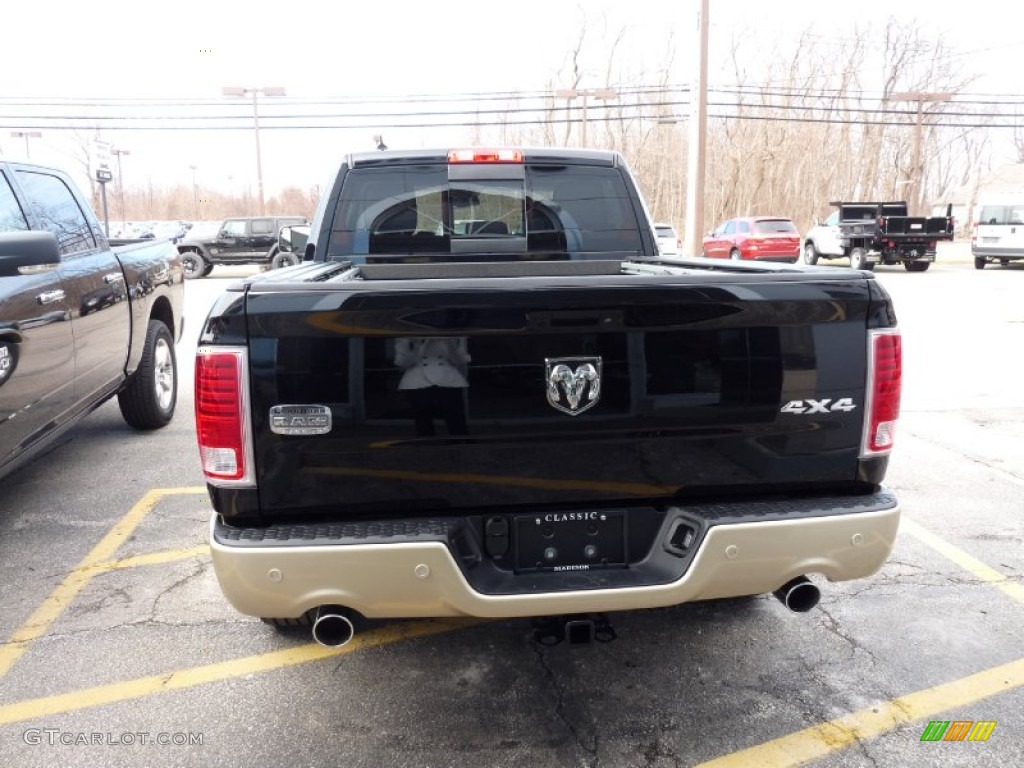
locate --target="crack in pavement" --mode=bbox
[146,560,211,624]
[531,638,601,767]
[818,607,880,666]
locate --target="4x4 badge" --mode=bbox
[545,357,602,415]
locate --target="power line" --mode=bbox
[1,113,1020,132]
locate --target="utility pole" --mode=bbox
[887,92,953,215]
[684,0,709,257]
[222,86,286,216]
[554,88,618,147]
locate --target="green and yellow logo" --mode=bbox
[920,720,996,742]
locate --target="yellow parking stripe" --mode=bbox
[697,656,1024,767]
[91,545,209,572]
[901,518,1024,605]
[0,487,207,680]
[0,619,479,725]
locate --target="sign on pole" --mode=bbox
[92,140,112,183]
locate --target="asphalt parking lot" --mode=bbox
[1,248,1022,768]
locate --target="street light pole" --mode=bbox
[11,131,42,159]
[554,88,618,148]
[222,86,286,216]
[112,148,130,223]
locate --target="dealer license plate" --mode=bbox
[513,511,626,573]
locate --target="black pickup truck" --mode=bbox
[1,161,184,480]
[197,148,902,646]
[804,201,954,272]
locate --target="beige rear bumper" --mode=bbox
[209,505,900,619]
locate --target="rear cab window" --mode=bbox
[326,161,644,263]
[755,219,798,234]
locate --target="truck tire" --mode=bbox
[271,252,298,269]
[904,261,930,272]
[849,247,873,271]
[729,248,741,261]
[201,261,215,277]
[803,242,820,265]
[180,250,208,280]
[974,257,986,270]
[117,319,177,429]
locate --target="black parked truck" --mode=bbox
[196,148,903,646]
[1,161,184,480]
[832,201,953,272]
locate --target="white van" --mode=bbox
[972,200,1024,269]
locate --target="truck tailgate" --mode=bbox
[242,265,880,518]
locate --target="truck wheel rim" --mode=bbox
[154,338,174,410]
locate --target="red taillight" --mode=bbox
[195,348,251,483]
[862,330,902,457]
[447,148,524,164]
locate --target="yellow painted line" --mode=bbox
[698,656,1024,768]
[91,545,209,572]
[0,619,480,725]
[0,487,206,680]
[314,466,676,497]
[148,486,209,495]
[901,518,1024,605]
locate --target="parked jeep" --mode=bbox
[176,215,307,279]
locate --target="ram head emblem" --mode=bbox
[545,357,602,415]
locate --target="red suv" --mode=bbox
[702,217,801,263]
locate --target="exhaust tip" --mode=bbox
[773,576,821,613]
[311,606,355,648]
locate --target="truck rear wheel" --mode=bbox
[849,248,873,271]
[803,242,820,265]
[180,251,209,280]
[118,319,177,429]
[904,261,930,272]
[974,257,987,270]
[271,252,298,269]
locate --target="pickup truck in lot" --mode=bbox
[803,201,954,272]
[197,148,902,646]
[176,214,308,278]
[0,160,184,480]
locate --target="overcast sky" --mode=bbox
[2,0,1022,204]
